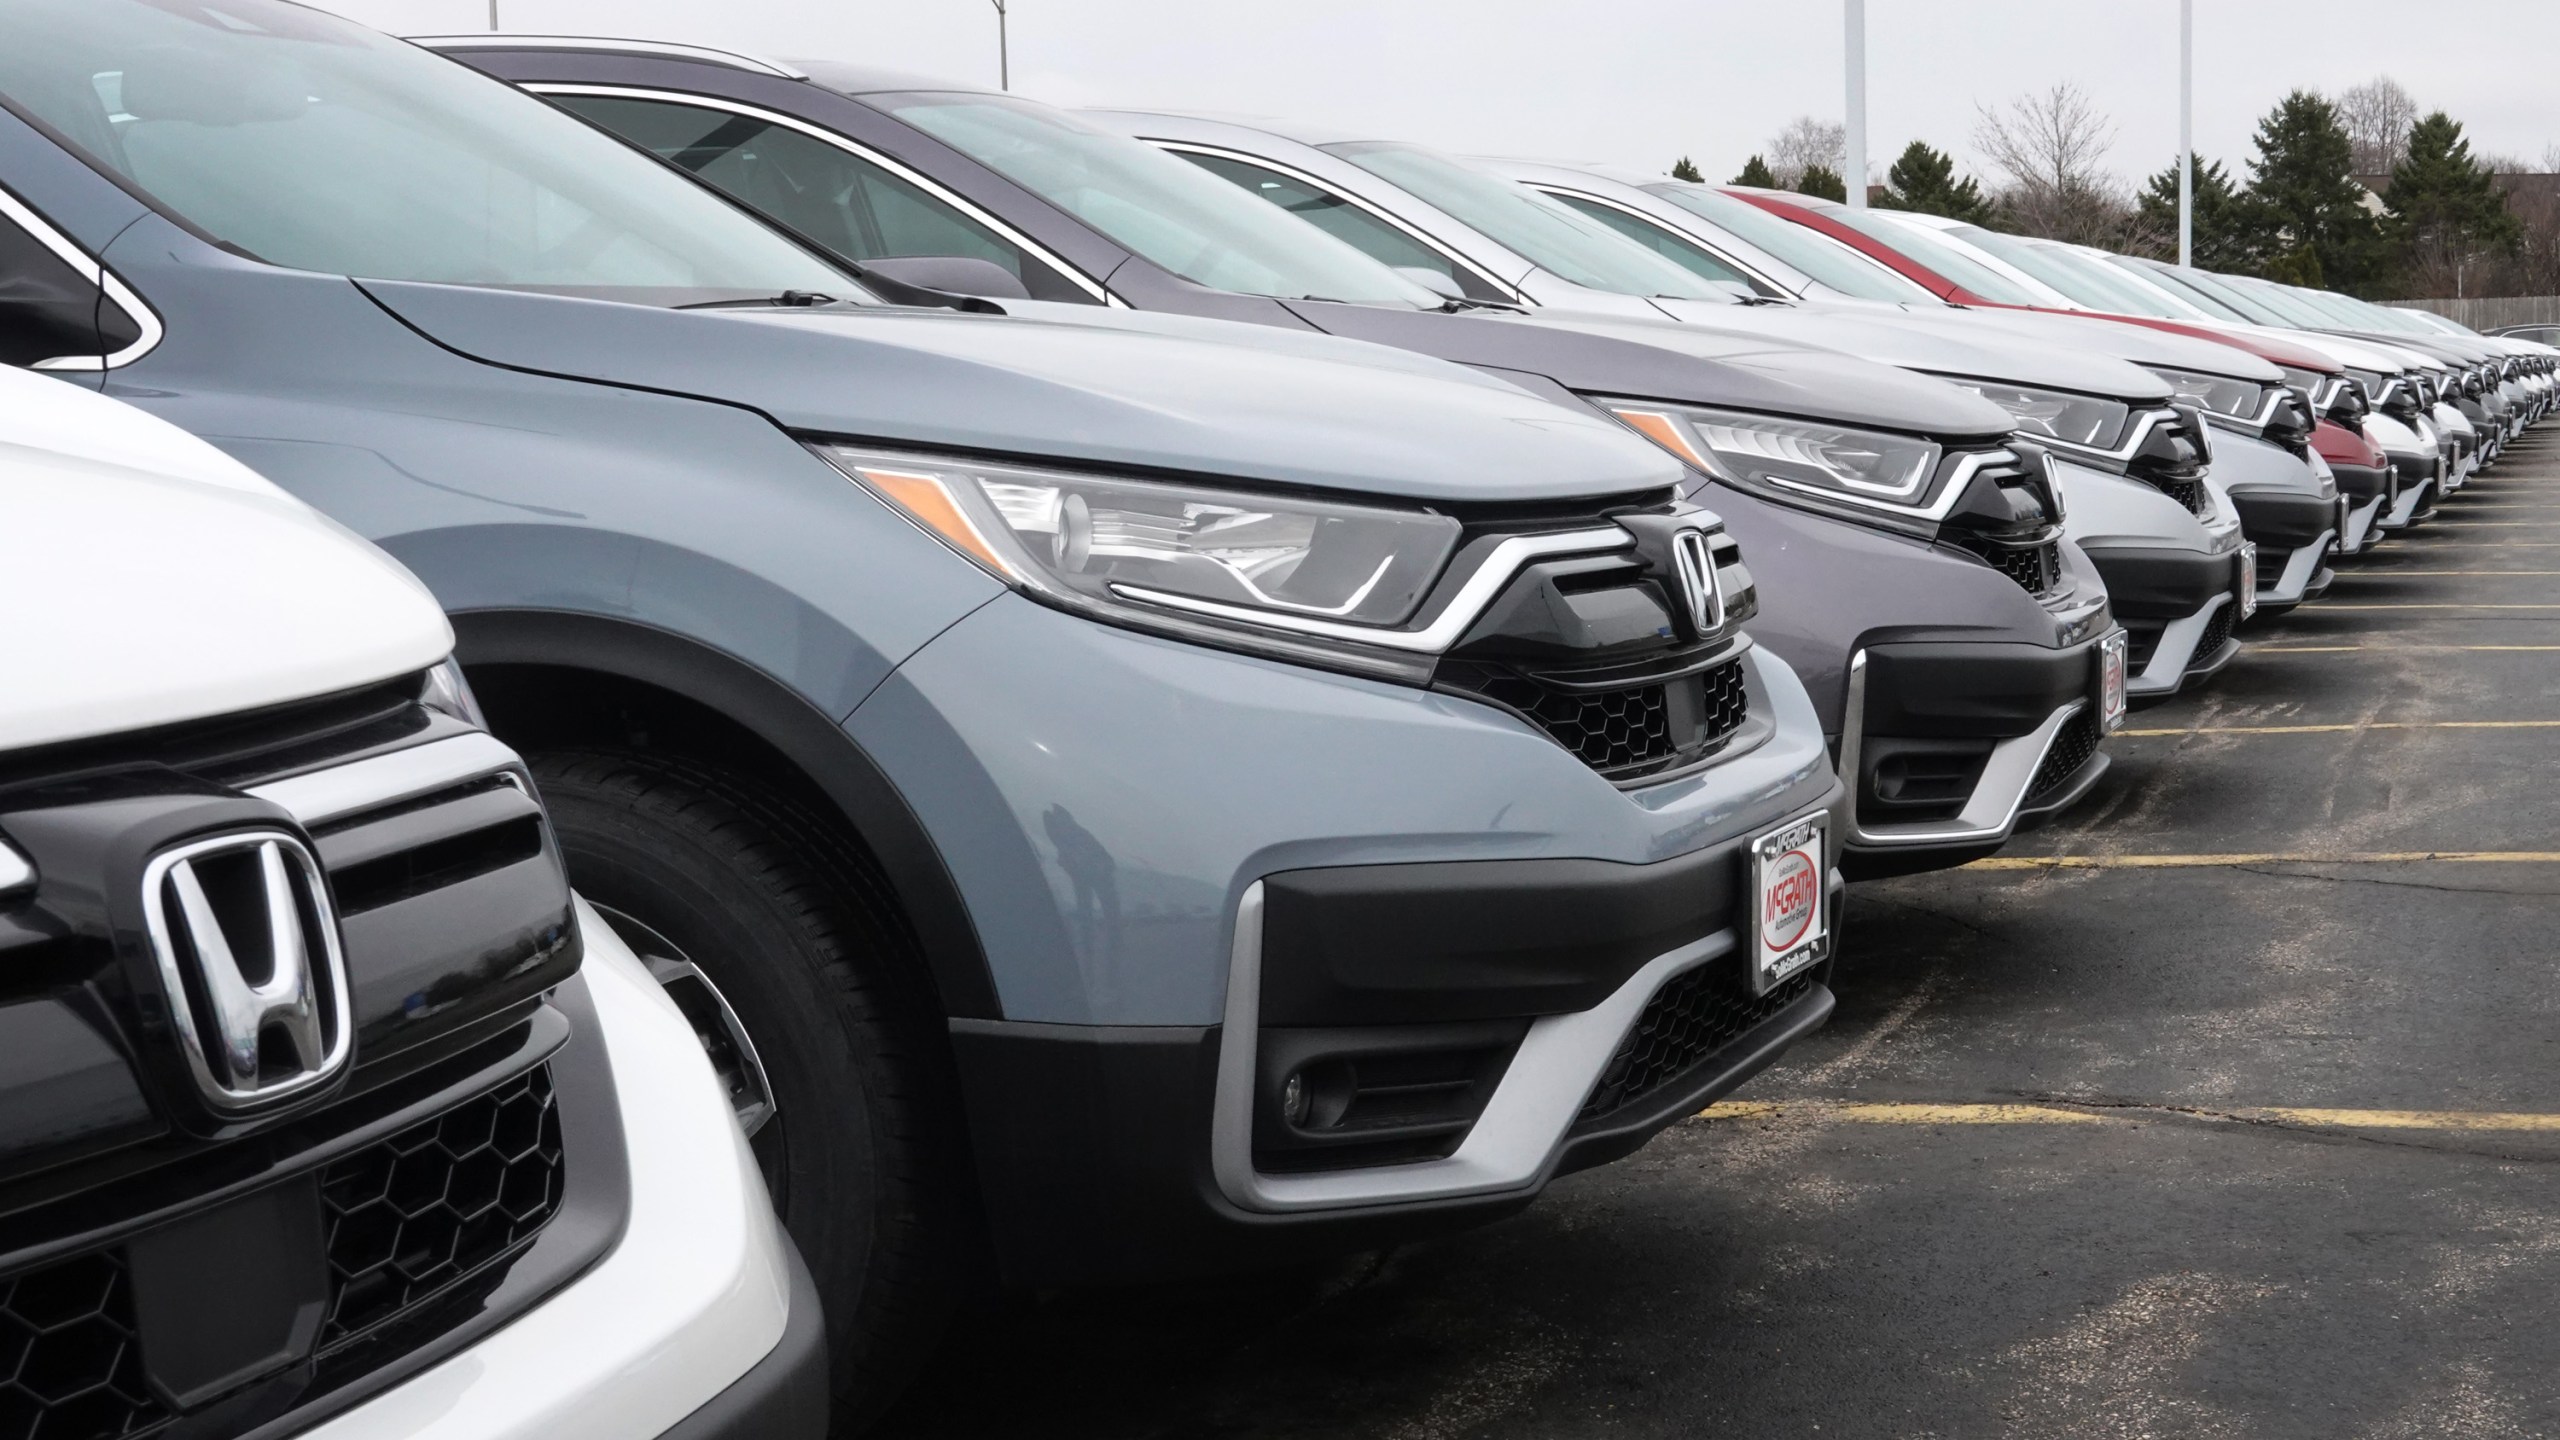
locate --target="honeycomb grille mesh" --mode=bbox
[0,1254,163,1440]
[2193,601,2238,665]
[2026,711,2102,804]
[1578,965,1818,1124]
[1985,540,2060,595]
[1463,654,1751,778]
[318,1067,565,1349]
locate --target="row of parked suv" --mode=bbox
[0,5,2546,1437]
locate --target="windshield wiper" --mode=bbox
[677,290,842,310]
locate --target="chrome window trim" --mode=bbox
[1141,138,1526,303]
[1210,879,1741,1212]
[411,34,809,79]
[249,731,524,828]
[1521,181,1791,295]
[1111,526,1632,652]
[0,185,163,372]
[524,83,1118,305]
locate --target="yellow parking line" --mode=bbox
[2335,569,2560,576]
[1696,1101,2560,1131]
[2255,1108,2560,1131]
[1968,851,2560,870]
[2116,719,2560,735]
[2298,602,2560,610]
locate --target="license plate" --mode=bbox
[2096,628,2129,733]
[2237,543,2259,619]
[1749,812,1829,994]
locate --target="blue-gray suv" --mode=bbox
[0,2,1845,1424]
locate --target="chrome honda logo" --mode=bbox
[1671,526,1725,636]
[141,831,352,1112]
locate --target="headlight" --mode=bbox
[2278,366,2325,408]
[1938,380,2130,451]
[1605,403,1947,523]
[816,444,1464,681]
[2145,367,2270,423]
[419,657,488,729]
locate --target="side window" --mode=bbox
[1175,151,1510,302]
[1547,194,1768,292]
[552,94,1099,304]
[0,214,131,367]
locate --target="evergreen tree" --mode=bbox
[2134,153,2256,269]
[1795,164,1848,202]
[2385,111,2520,293]
[2241,89,2388,293]
[1670,156,1705,183]
[1874,141,1995,223]
[1734,154,1780,188]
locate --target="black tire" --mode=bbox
[529,749,969,1433]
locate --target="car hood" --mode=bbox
[1284,300,2019,443]
[1657,301,2177,404]
[1922,308,2287,383]
[357,282,1682,504]
[0,370,449,752]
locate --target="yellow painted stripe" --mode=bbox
[2117,719,2560,736]
[1696,1101,2560,1131]
[1968,851,2560,870]
[1695,1101,2100,1125]
[2336,569,2560,576]
[2254,1108,2560,1131]
[2295,602,2560,610]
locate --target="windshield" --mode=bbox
[2159,267,2289,325]
[1649,183,1940,303]
[2234,280,2346,330]
[0,0,853,302]
[1956,231,2183,318]
[1819,208,2049,305]
[1323,142,1726,300]
[877,94,1432,306]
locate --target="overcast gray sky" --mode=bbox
[316,1,2560,187]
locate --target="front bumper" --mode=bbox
[852,593,1843,1287]
[2329,461,2392,554]
[2076,542,2246,703]
[305,903,814,1440]
[2225,488,2336,608]
[1835,635,2114,876]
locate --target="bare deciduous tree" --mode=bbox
[1972,83,2130,245]
[1766,116,1846,190]
[2336,76,2418,176]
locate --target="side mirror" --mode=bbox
[1392,266,1468,305]
[858,256,1033,301]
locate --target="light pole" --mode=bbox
[1843,0,1867,208]
[488,0,500,29]
[990,0,1009,91]
[2178,0,2193,266]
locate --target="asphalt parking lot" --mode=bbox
[884,434,2560,1440]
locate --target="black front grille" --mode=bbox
[1578,966,1818,1124]
[0,1254,164,1440]
[2026,711,2102,804]
[319,1068,565,1349]
[1456,653,1751,779]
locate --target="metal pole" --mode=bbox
[991,1,1009,91]
[2178,0,2193,266]
[487,0,499,29]
[1843,0,1867,208]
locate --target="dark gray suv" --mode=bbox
[426,39,2131,878]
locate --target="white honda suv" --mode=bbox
[0,365,822,1440]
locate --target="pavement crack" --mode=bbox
[2009,1093,2560,1164]
[2225,862,2560,898]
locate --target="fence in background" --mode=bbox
[2380,296,2560,330]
